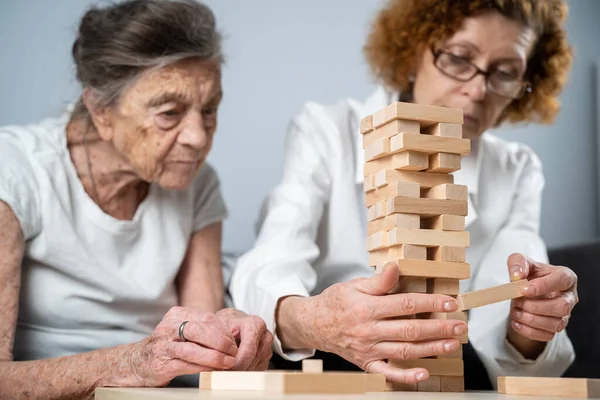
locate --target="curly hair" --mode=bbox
[364,0,573,125]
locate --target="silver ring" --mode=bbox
[179,321,189,342]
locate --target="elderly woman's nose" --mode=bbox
[178,112,209,149]
[463,74,488,102]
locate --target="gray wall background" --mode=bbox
[1,0,599,254]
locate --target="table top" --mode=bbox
[94,388,593,400]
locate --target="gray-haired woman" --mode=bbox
[0,1,272,398]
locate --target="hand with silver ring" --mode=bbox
[179,321,190,342]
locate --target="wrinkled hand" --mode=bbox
[131,306,238,387]
[306,263,468,384]
[508,253,578,342]
[215,308,273,371]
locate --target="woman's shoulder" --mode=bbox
[480,132,543,172]
[0,112,69,158]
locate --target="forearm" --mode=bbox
[506,321,547,360]
[0,343,142,400]
[178,265,224,312]
[275,295,319,351]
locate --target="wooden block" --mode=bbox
[302,359,323,373]
[366,373,387,392]
[421,215,465,231]
[386,197,468,217]
[364,151,429,175]
[424,122,462,138]
[389,359,463,377]
[372,169,453,190]
[456,280,529,311]
[417,375,441,392]
[365,137,390,161]
[441,376,465,392]
[428,152,462,173]
[387,228,470,248]
[367,213,420,235]
[363,119,420,148]
[364,174,375,193]
[360,114,373,134]
[427,278,460,295]
[424,184,468,201]
[199,372,212,389]
[367,200,386,222]
[365,180,420,207]
[397,277,428,293]
[380,259,470,279]
[428,311,468,322]
[390,133,470,156]
[372,102,463,128]
[366,231,387,251]
[437,345,463,359]
[498,376,600,398]
[428,246,466,262]
[386,381,417,391]
[369,244,427,266]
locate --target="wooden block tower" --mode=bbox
[361,102,470,393]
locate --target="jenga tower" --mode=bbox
[361,102,470,393]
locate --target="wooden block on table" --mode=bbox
[302,359,323,373]
[360,115,373,134]
[372,169,453,190]
[428,246,466,262]
[421,215,465,231]
[366,373,387,392]
[427,278,461,295]
[386,196,468,217]
[386,381,417,391]
[456,280,529,311]
[423,122,462,138]
[365,137,391,161]
[390,133,470,156]
[498,376,600,398]
[389,359,463,377]
[428,152,461,173]
[368,213,420,235]
[441,376,465,392]
[363,119,420,148]
[199,372,212,389]
[417,375,441,392]
[424,183,468,201]
[369,244,427,266]
[379,259,470,279]
[387,228,470,248]
[365,180,420,207]
[371,102,463,128]
[364,151,429,175]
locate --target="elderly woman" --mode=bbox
[232,0,578,389]
[0,1,272,398]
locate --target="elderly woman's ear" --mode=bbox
[81,87,113,140]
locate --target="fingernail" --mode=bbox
[416,372,427,382]
[444,301,457,311]
[510,265,524,281]
[513,321,522,331]
[444,341,455,352]
[514,310,522,319]
[225,356,236,367]
[454,324,467,336]
[523,285,535,296]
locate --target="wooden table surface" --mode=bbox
[95,388,597,400]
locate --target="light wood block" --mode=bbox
[428,152,462,173]
[441,376,465,392]
[437,346,463,359]
[417,375,441,392]
[302,359,323,373]
[370,244,427,265]
[366,231,387,251]
[456,280,529,311]
[363,119,420,148]
[364,151,429,175]
[428,312,468,322]
[377,259,470,279]
[421,215,465,231]
[427,278,461,295]
[390,133,470,156]
[372,102,463,128]
[365,180,420,207]
[387,228,470,248]
[428,247,466,262]
[372,169,453,190]
[389,359,463,377]
[364,174,375,193]
[386,197,468,217]
[424,184,468,201]
[386,381,417,391]
[365,137,390,161]
[367,201,386,222]
[366,373,387,392]
[360,114,373,134]
[424,122,462,138]
[375,266,428,294]
[368,213,420,235]
[498,376,600,398]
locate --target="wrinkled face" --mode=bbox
[412,11,536,139]
[93,58,222,190]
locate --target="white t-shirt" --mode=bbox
[0,111,227,361]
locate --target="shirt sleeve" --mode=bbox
[0,131,41,240]
[192,162,228,233]
[468,147,575,388]
[230,105,333,361]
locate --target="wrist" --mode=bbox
[506,323,546,360]
[275,295,316,351]
[98,342,149,388]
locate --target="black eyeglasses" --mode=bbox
[431,48,532,100]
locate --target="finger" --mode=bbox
[507,253,530,281]
[510,320,555,342]
[371,338,461,361]
[353,263,400,296]
[168,341,236,370]
[372,319,467,342]
[178,321,238,357]
[164,359,217,380]
[521,268,577,298]
[373,293,458,319]
[366,360,428,385]
[513,292,576,318]
[247,332,274,371]
[510,307,568,333]
[234,322,263,370]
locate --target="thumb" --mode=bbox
[507,253,530,281]
[354,263,399,295]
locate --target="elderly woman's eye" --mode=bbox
[202,107,217,116]
[161,109,182,118]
